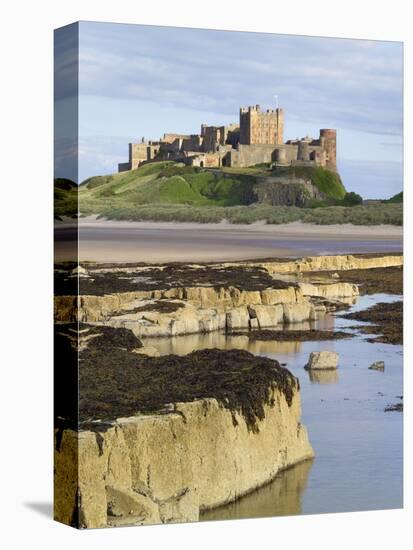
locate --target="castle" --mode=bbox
[118,105,337,172]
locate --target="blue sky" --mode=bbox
[55,21,403,198]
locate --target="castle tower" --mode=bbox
[239,105,284,145]
[319,129,337,171]
[297,140,310,161]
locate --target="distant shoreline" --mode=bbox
[55,217,402,263]
[60,216,403,237]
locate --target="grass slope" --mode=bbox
[76,161,346,214]
[54,178,78,217]
[54,162,402,225]
[78,161,256,211]
[385,191,403,203]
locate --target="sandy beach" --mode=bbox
[55,218,403,263]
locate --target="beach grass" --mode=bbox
[95,202,402,226]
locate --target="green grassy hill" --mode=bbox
[78,162,256,212]
[385,191,403,203]
[54,178,78,217]
[73,161,346,216]
[53,163,402,226]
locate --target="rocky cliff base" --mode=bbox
[54,326,313,528]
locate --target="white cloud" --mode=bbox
[74,22,402,137]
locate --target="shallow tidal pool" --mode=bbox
[145,293,403,520]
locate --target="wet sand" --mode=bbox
[55,218,403,263]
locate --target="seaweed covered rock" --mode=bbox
[54,324,314,528]
[342,301,402,345]
[369,361,385,372]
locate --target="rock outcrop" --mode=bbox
[55,386,314,528]
[305,351,339,370]
[298,282,359,299]
[369,361,385,372]
[55,284,354,338]
[54,254,400,338]
[254,176,323,207]
[54,329,315,529]
[257,254,403,274]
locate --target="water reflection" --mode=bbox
[145,293,402,518]
[201,459,314,521]
[143,313,345,358]
[307,369,339,384]
[144,332,304,356]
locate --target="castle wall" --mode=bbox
[130,143,148,169]
[202,126,222,152]
[201,124,240,152]
[162,133,190,143]
[182,135,203,152]
[188,151,224,168]
[147,144,160,160]
[226,128,240,148]
[118,107,336,172]
[227,144,298,168]
[118,162,130,172]
[129,143,162,169]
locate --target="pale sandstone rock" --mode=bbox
[198,311,226,333]
[310,304,327,320]
[57,255,401,324]
[71,265,88,276]
[249,318,259,329]
[57,253,402,332]
[54,386,314,529]
[248,304,284,328]
[183,287,219,307]
[231,289,263,307]
[170,309,201,336]
[162,288,184,300]
[106,486,161,526]
[226,307,250,329]
[128,320,171,339]
[299,282,359,299]
[283,302,313,324]
[57,290,315,335]
[260,287,298,305]
[305,351,339,370]
[260,254,402,274]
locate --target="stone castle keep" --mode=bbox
[118,105,337,172]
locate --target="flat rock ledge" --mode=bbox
[55,280,359,338]
[54,387,314,528]
[55,253,400,337]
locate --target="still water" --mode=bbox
[144,293,403,519]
